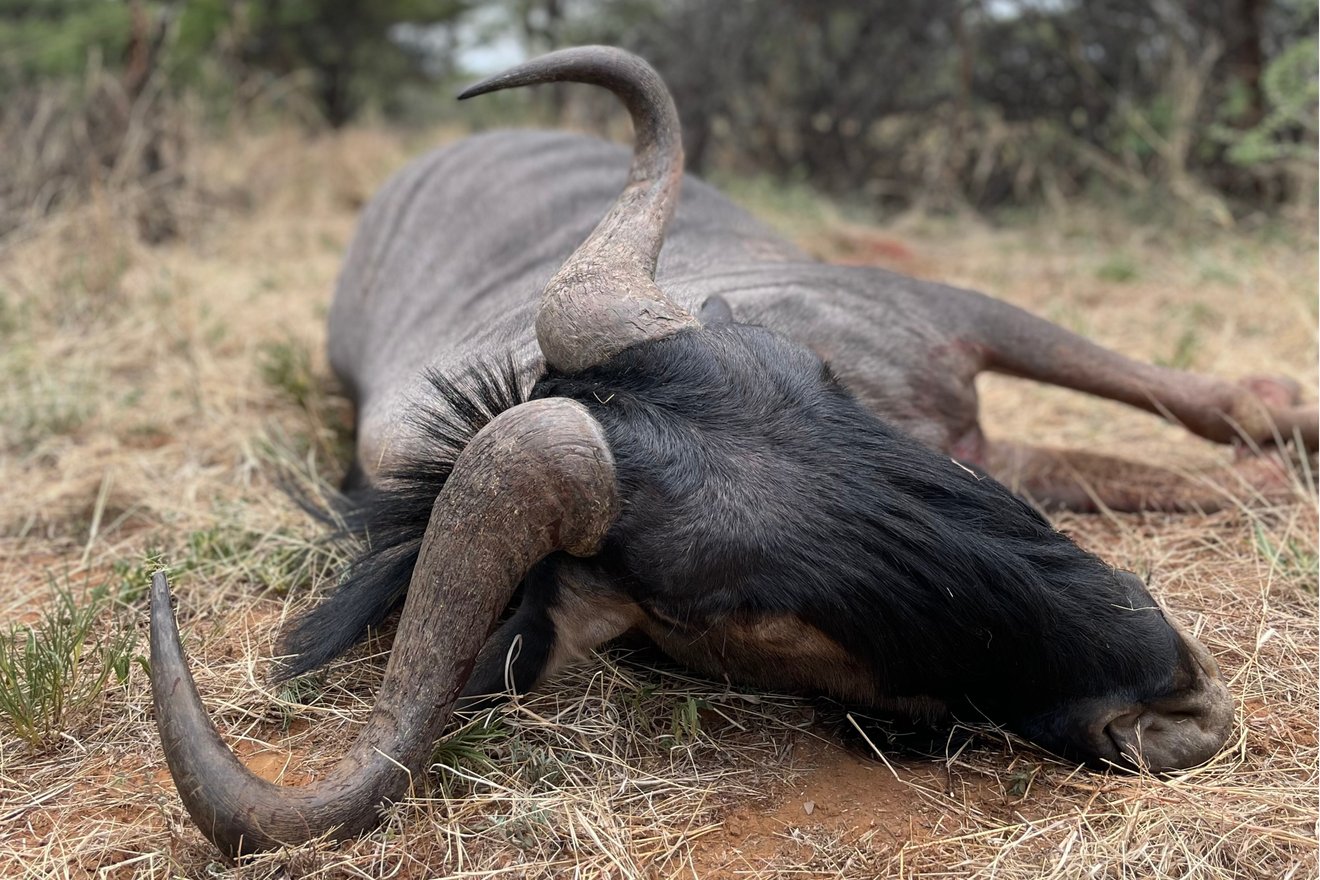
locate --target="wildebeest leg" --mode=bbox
[460,590,558,700]
[461,561,643,700]
[967,295,1318,451]
[983,440,1299,513]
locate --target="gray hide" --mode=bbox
[331,130,987,475]
[332,128,1317,501]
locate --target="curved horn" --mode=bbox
[150,398,617,855]
[459,46,698,373]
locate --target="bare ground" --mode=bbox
[0,125,1316,879]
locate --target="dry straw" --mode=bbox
[0,120,1315,879]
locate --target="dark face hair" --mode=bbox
[536,324,1187,743]
[280,321,1195,766]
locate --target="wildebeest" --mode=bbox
[149,46,1317,856]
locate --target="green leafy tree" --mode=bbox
[0,0,135,90]
[227,0,472,126]
[1,1,473,126]
[1224,32,1318,166]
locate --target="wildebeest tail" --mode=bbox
[276,357,533,680]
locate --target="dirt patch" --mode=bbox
[231,721,316,786]
[691,744,933,876]
[687,735,1055,878]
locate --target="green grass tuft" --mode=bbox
[0,577,138,749]
[182,524,326,596]
[432,714,509,796]
[257,338,317,410]
[112,548,167,605]
[1095,253,1140,283]
[668,695,707,743]
[275,673,327,731]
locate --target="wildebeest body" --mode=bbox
[149,47,1308,857]
[331,130,983,473]
[304,126,1197,751]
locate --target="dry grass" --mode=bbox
[0,121,1315,879]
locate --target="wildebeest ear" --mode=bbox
[698,295,734,325]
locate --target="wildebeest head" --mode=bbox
[536,320,1232,774]
[149,46,1232,857]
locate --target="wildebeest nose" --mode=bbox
[1104,674,1234,772]
[1101,611,1234,772]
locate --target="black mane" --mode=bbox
[537,326,1180,727]
[283,324,1179,743]
[278,358,531,679]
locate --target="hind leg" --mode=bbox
[983,440,1300,513]
[965,293,1317,451]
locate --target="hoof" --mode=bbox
[1237,375,1302,409]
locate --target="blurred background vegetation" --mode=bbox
[1,0,1315,243]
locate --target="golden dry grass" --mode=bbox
[0,123,1316,879]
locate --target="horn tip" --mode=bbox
[456,79,500,101]
[455,85,481,101]
[150,570,172,615]
[149,570,183,667]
